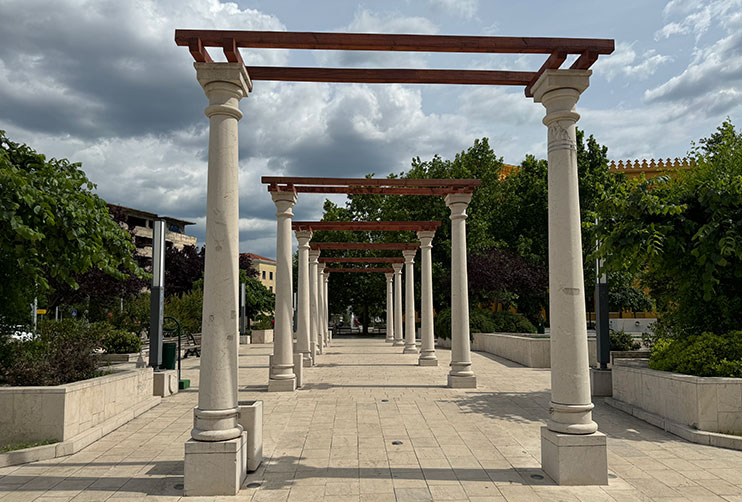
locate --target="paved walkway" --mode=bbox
[2,338,742,501]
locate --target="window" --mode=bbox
[269,286,273,292]
[269,271,273,280]
[262,271,266,279]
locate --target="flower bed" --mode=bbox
[472,332,597,368]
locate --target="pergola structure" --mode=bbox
[291,220,443,366]
[176,28,614,494]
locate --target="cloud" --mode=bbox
[655,0,741,41]
[428,0,478,20]
[592,42,672,82]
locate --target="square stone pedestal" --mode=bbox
[541,427,608,485]
[184,432,247,496]
[153,370,178,397]
[293,353,304,388]
[590,368,613,397]
[238,400,263,471]
[419,358,438,366]
[448,374,476,388]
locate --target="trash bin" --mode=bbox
[162,342,177,370]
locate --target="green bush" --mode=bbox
[98,326,142,354]
[434,307,536,339]
[610,329,641,351]
[164,288,203,335]
[0,319,100,386]
[253,315,273,330]
[649,331,742,377]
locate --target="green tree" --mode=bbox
[595,120,742,336]
[0,132,143,329]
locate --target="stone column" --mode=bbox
[324,274,331,345]
[532,69,607,485]
[402,250,418,354]
[309,249,321,356]
[268,190,297,392]
[318,265,327,348]
[385,272,395,343]
[185,62,250,496]
[295,230,313,367]
[417,231,437,366]
[445,193,476,388]
[392,263,404,347]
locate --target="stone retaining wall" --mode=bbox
[612,359,742,434]
[472,333,597,368]
[0,367,159,445]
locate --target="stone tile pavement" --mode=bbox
[1,337,742,501]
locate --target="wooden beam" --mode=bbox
[325,267,395,274]
[524,51,566,97]
[222,37,243,63]
[175,30,615,55]
[188,38,212,63]
[319,257,405,263]
[262,176,481,187]
[310,242,419,250]
[570,50,599,70]
[277,186,467,196]
[293,221,441,231]
[245,67,535,86]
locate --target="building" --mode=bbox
[241,253,276,292]
[608,157,693,180]
[109,204,197,258]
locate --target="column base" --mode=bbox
[392,340,405,347]
[419,358,438,366]
[590,368,612,397]
[268,376,296,392]
[403,345,419,354]
[447,374,476,388]
[540,427,607,485]
[385,338,394,343]
[184,432,247,496]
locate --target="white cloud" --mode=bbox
[428,0,478,20]
[656,0,741,41]
[593,42,672,82]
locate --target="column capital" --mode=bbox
[392,263,403,274]
[195,62,252,120]
[385,272,394,281]
[402,249,417,264]
[308,249,320,261]
[295,229,313,245]
[318,264,326,274]
[417,230,435,247]
[531,69,591,103]
[271,190,297,217]
[445,193,472,219]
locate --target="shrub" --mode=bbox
[434,307,536,339]
[164,288,203,335]
[610,329,641,351]
[253,315,273,330]
[649,331,742,377]
[0,319,100,386]
[98,326,142,354]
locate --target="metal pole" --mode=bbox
[239,282,246,336]
[149,219,166,369]
[32,297,37,335]
[595,257,610,370]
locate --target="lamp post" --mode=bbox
[595,257,610,370]
[149,219,165,369]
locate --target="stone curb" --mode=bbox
[0,395,161,468]
[604,397,742,451]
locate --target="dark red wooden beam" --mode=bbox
[222,37,243,63]
[246,67,535,86]
[310,242,419,250]
[524,51,566,97]
[262,176,480,187]
[293,221,441,231]
[319,257,405,263]
[324,267,395,274]
[175,30,615,55]
[571,50,599,70]
[188,38,213,63]
[280,186,469,195]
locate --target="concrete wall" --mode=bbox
[613,360,742,434]
[251,329,273,344]
[0,367,157,444]
[472,333,597,368]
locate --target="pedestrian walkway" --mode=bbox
[2,337,742,501]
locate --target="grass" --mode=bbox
[0,439,57,454]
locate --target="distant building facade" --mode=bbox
[109,204,197,258]
[241,253,276,292]
[608,158,694,180]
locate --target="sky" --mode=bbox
[1,0,740,259]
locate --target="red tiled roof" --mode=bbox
[241,252,276,263]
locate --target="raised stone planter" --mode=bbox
[251,329,273,344]
[99,352,140,364]
[472,333,597,368]
[0,367,160,467]
[611,359,742,435]
[435,337,451,349]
